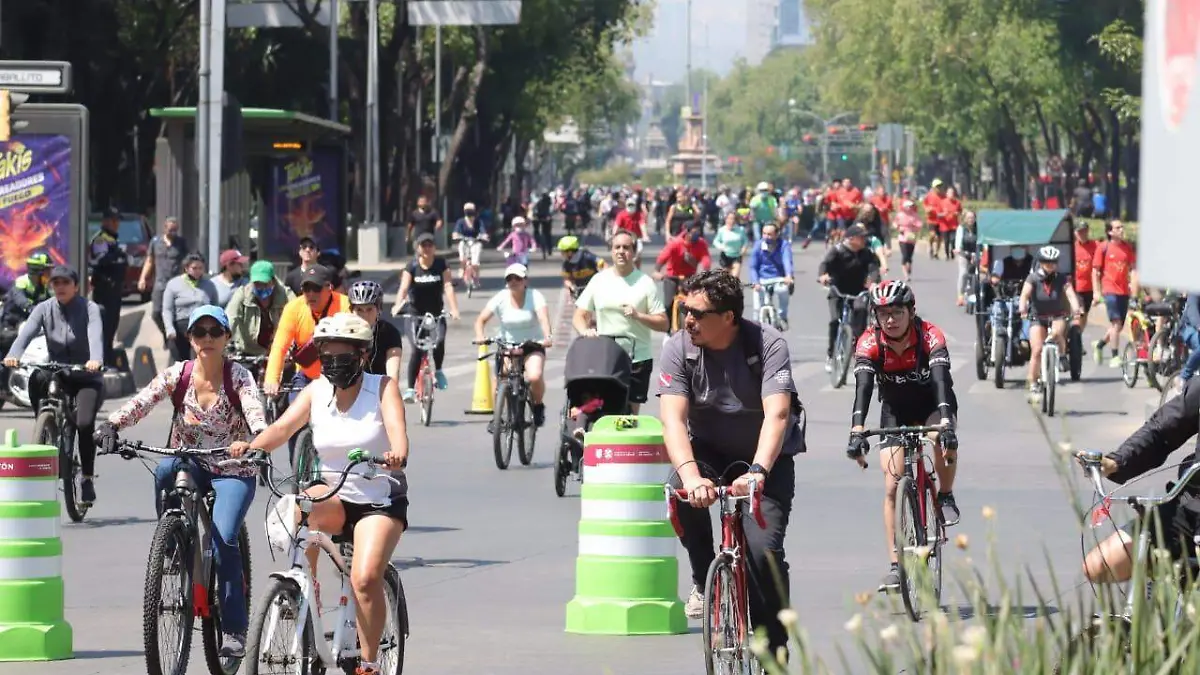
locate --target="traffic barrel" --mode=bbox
[464,344,494,415]
[0,430,72,661]
[565,415,686,635]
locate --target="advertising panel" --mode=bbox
[0,134,71,288]
[261,150,340,259]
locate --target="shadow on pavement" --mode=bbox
[67,516,158,529]
[404,525,460,535]
[946,604,1060,620]
[74,649,144,659]
[1061,410,1129,418]
[392,556,507,570]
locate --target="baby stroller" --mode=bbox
[554,335,633,497]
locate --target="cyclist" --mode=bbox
[4,265,103,500]
[95,305,267,658]
[391,233,460,399]
[572,229,667,414]
[284,237,321,295]
[227,260,293,358]
[613,197,650,265]
[474,263,553,426]
[531,191,554,256]
[0,252,52,357]
[557,235,606,299]
[1018,246,1082,396]
[817,224,879,372]
[452,202,489,286]
[664,191,700,237]
[747,222,794,330]
[844,280,960,593]
[265,264,349,411]
[713,212,750,280]
[346,280,406,383]
[496,215,536,266]
[232,313,408,675]
[656,270,802,657]
[748,181,778,240]
[654,220,712,330]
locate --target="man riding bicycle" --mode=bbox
[1018,246,1082,396]
[747,222,794,330]
[452,202,489,285]
[227,259,293,359]
[748,181,779,240]
[4,266,104,501]
[818,224,879,372]
[558,235,605,299]
[844,281,960,594]
[654,221,712,329]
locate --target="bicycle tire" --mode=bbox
[1044,347,1057,417]
[492,383,513,470]
[244,576,318,675]
[1147,332,1171,391]
[893,476,925,621]
[143,514,195,675]
[201,525,253,675]
[702,554,755,675]
[833,324,854,388]
[378,565,408,674]
[518,393,536,466]
[1121,343,1139,388]
[1068,325,1083,382]
[993,335,1008,389]
[420,360,434,427]
[290,428,319,495]
[919,479,944,610]
[554,442,570,497]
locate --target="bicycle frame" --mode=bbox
[161,464,223,620]
[755,279,786,326]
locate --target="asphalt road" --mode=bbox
[0,233,1168,675]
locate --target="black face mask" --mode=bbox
[320,352,364,389]
[230,272,243,281]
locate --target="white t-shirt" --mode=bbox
[576,268,664,363]
[485,288,547,343]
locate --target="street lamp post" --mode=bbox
[786,99,856,182]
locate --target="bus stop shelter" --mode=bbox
[150,107,350,265]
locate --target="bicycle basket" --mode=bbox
[265,494,298,553]
[409,314,445,352]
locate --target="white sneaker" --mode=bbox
[402,388,416,403]
[685,585,704,619]
[824,358,833,373]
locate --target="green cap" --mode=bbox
[250,260,276,283]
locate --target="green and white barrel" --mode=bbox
[565,416,686,635]
[0,430,72,661]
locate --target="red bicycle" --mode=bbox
[666,476,766,675]
[859,424,949,621]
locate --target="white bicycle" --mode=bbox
[243,449,408,675]
[748,278,788,331]
[1033,317,1065,417]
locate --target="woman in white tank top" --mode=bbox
[235,313,408,675]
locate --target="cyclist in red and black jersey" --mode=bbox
[844,280,960,593]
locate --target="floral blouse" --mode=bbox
[108,361,268,477]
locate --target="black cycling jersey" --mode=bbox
[562,249,602,286]
[851,318,955,427]
[406,257,448,314]
[1026,269,1070,318]
[367,319,404,375]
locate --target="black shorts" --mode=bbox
[1078,291,1094,314]
[879,394,958,446]
[336,497,410,541]
[899,242,916,265]
[493,341,546,374]
[719,253,742,268]
[629,360,653,404]
[1118,497,1199,562]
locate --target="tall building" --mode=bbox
[744,0,810,63]
[775,0,809,46]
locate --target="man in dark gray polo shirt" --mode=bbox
[139,216,188,347]
[657,270,800,659]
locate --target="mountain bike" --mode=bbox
[27,361,92,522]
[828,288,870,389]
[746,279,787,332]
[476,338,539,469]
[666,470,766,675]
[407,310,448,427]
[244,449,408,675]
[857,424,950,621]
[1058,451,1200,672]
[104,441,252,675]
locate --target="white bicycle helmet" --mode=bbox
[870,280,916,307]
[313,313,373,345]
[1037,245,1061,262]
[348,279,384,306]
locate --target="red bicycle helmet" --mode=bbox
[870,280,915,307]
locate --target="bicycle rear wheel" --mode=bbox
[1121,343,1139,388]
[201,525,253,675]
[492,383,514,470]
[244,576,317,675]
[143,514,195,675]
[419,358,434,427]
[1147,331,1172,391]
[893,476,927,622]
[702,554,756,675]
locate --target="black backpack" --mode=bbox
[680,320,808,454]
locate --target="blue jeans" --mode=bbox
[1181,325,1200,380]
[153,458,255,634]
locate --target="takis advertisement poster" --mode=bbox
[0,135,70,288]
[262,150,340,258]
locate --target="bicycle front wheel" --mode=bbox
[1043,347,1057,417]
[289,428,319,495]
[832,324,854,388]
[201,525,253,675]
[893,476,927,622]
[419,360,435,427]
[492,383,514,470]
[518,393,537,466]
[244,576,317,675]
[702,554,756,675]
[143,514,195,675]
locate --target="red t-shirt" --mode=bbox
[1074,240,1099,293]
[939,198,962,233]
[870,194,893,224]
[841,187,864,219]
[922,193,943,227]
[1092,239,1136,296]
[656,235,712,278]
[613,210,645,238]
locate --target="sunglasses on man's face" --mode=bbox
[189,326,227,340]
[680,304,724,320]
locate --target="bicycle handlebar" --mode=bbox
[664,480,766,535]
[21,361,90,372]
[229,448,402,502]
[828,288,871,300]
[1076,450,1200,509]
[101,439,231,458]
[226,352,268,365]
[857,424,947,439]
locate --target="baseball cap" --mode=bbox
[49,265,78,283]
[187,305,230,331]
[1074,219,1089,231]
[249,260,276,284]
[504,263,528,279]
[219,249,248,268]
[102,206,120,219]
[511,216,527,227]
[931,178,945,188]
[414,232,435,246]
[299,264,333,289]
[463,202,477,211]
[844,224,868,239]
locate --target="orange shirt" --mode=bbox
[265,292,351,383]
[1074,240,1099,293]
[1092,239,1136,297]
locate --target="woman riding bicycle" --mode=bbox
[95,305,268,658]
[1018,246,1081,396]
[347,280,406,383]
[233,313,407,675]
[390,234,460,401]
[474,263,553,427]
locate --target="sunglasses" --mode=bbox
[680,304,724,320]
[319,352,360,368]
[301,285,325,294]
[505,275,524,282]
[189,326,227,339]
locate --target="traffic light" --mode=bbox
[827,126,845,134]
[0,91,29,142]
[801,134,816,145]
[858,124,877,131]
[841,154,849,161]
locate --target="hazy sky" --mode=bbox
[629,0,747,84]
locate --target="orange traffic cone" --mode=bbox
[464,344,494,415]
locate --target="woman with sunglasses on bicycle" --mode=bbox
[94,305,268,658]
[474,263,554,426]
[390,233,460,402]
[232,312,407,675]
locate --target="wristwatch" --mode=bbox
[748,463,770,478]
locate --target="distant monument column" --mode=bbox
[670,105,720,183]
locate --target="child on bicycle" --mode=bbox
[95,305,268,659]
[497,216,537,266]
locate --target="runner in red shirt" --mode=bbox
[1090,219,1139,367]
[655,221,712,331]
[939,187,963,260]
[923,180,947,259]
[1072,220,1099,333]
[870,189,894,229]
